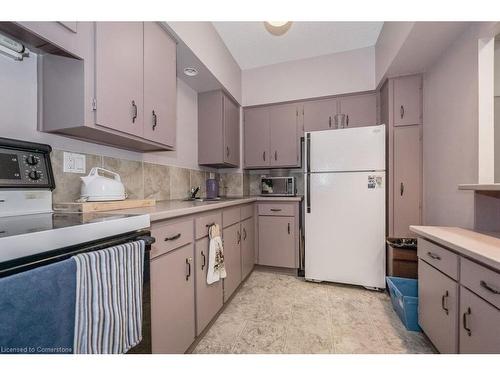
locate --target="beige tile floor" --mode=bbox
[193,269,435,354]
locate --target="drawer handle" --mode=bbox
[270,208,282,212]
[462,307,472,336]
[287,222,290,235]
[441,290,449,315]
[427,251,441,261]
[165,233,181,241]
[186,257,192,281]
[205,222,216,228]
[480,280,500,294]
[243,228,247,240]
[201,251,206,270]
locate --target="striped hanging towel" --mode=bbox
[73,240,145,354]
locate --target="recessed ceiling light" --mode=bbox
[264,21,292,36]
[183,67,198,77]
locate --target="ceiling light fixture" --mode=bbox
[264,21,292,36]
[183,67,198,77]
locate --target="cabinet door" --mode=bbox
[459,286,500,354]
[418,260,458,353]
[222,223,242,302]
[241,216,255,279]
[258,216,296,268]
[269,104,299,167]
[223,95,240,166]
[303,98,337,131]
[195,237,223,336]
[143,22,176,148]
[95,22,144,137]
[393,125,421,237]
[244,107,270,168]
[151,243,195,354]
[393,75,421,126]
[338,93,377,128]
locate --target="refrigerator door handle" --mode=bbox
[306,133,311,173]
[306,173,311,213]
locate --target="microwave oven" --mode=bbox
[260,176,296,196]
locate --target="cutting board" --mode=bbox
[54,199,156,213]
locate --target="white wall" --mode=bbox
[167,22,242,104]
[375,22,414,85]
[0,52,207,171]
[242,46,375,107]
[423,25,479,228]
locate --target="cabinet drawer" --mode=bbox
[461,258,500,310]
[241,204,254,220]
[151,219,194,259]
[195,211,222,240]
[418,238,458,280]
[258,203,295,216]
[223,206,240,228]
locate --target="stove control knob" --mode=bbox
[26,155,39,166]
[28,170,41,180]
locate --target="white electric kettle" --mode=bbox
[80,167,127,202]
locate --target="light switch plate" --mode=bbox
[63,152,86,174]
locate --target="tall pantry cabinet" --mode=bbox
[381,74,423,278]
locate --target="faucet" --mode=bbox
[190,186,200,199]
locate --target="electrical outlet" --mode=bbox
[63,152,86,174]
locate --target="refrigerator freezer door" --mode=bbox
[304,171,386,288]
[306,124,385,173]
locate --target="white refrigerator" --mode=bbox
[304,124,386,289]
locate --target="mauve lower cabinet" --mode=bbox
[198,90,240,168]
[37,22,177,152]
[417,238,500,354]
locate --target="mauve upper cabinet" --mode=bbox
[338,93,377,128]
[198,90,240,168]
[36,22,177,152]
[393,75,422,126]
[243,103,300,169]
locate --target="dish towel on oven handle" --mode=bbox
[206,224,226,285]
[73,240,145,354]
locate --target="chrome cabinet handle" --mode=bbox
[427,251,441,260]
[400,182,404,196]
[328,116,332,128]
[201,251,206,270]
[274,150,278,161]
[132,100,137,123]
[463,307,472,336]
[287,222,290,234]
[165,233,181,241]
[186,257,192,281]
[270,208,282,212]
[237,230,241,244]
[400,105,405,119]
[441,290,449,315]
[263,151,266,161]
[346,115,349,127]
[243,228,247,240]
[480,280,500,294]
[152,110,157,130]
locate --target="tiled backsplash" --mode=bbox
[50,149,219,203]
[51,150,304,204]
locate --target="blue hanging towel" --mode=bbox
[0,259,76,354]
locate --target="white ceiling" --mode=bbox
[212,22,384,70]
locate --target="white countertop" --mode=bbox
[105,196,303,222]
[410,225,500,270]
